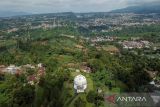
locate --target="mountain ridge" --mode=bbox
[1,2,160,18]
[110,3,160,14]
[0,11,31,17]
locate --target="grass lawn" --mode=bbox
[118,36,131,40]
[0,40,16,48]
[58,55,74,63]
[102,45,119,53]
[67,93,94,107]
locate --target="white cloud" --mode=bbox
[0,0,159,13]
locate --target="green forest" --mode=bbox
[0,24,160,107]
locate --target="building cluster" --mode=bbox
[0,65,21,75]
[76,13,160,28]
[90,36,117,43]
[27,63,46,85]
[121,40,151,49]
[6,21,66,33]
[0,63,46,85]
[1,12,160,35]
[7,28,18,33]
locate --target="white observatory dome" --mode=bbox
[74,74,87,93]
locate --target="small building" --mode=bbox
[27,75,37,85]
[37,67,46,77]
[38,63,43,68]
[74,74,87,93]
[0,65,6,73]
[149,81,155,85]
[97,88,103,93]
[5,65,20,74]
[23,64,35,69]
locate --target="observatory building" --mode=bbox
[74,74,87,93]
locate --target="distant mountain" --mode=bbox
[111,3,160,14]
[0,11,31,17]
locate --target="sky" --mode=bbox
[0,0,159,13]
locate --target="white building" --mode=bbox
[5,65,19,74]
[74,74,87,93]
[38,63,44,68]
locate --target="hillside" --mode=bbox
[0,11,31,17]
[111,3,160,14]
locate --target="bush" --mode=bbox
[74,97,86,107]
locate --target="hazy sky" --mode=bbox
[0,0,159,13]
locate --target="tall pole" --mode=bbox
[27,23,31,40]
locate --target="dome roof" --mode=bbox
[74,74,87,91]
